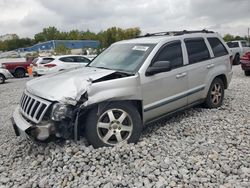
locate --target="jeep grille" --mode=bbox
[19,91,51,123]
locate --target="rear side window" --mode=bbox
[77,56,90,63]
[185,38,210,64]
[241,41,247,47]
[207,37,228,57]
[40,58,54,64]
[59,57,76,62]
[227,42,239,48]
[154,41,183,69]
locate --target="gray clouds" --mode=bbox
[0,0,249,37]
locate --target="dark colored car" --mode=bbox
[241,52,250,76]
[2,58,33,78]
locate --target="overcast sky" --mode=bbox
[0,0,250,38]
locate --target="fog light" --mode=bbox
[51,103,73,121]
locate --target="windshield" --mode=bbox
[89,43,155,72]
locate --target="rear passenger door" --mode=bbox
[184,38,213,104]
[142,41,189,122]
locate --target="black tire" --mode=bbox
[84,102,142,148]
[244,71,250,76]
[15,68,26,78]
[233,54,240,65]
[204,78,225,108]
[0,74,5,84]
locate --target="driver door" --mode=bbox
[141,41,189,122]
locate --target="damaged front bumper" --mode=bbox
[11,106,55,140]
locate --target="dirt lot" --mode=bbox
[0,66,249,188]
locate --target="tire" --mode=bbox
[84,102,142,148]
[204,78,225,108]
[233,54,240,65]
[14,68,25,78]
[244,71,250,76]
[0,74,5,84]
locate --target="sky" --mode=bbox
[0,0,250,38]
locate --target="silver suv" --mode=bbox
[12,30,233,148]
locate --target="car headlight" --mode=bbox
[51,103,73,121]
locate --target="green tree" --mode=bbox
[54,44,71,55]
[223,34,234,42]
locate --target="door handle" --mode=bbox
[176,72,187,79]
[207,64,215,69]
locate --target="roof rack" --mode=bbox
[139,29,214,38]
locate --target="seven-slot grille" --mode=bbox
[19,90,51,124]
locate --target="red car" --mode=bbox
[241,52,250,76]
[1,58,33,78]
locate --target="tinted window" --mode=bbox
[185,38,210,64]
[208,37,228,57]
[40,58,54,64]
[241,41,247,47]
[59,57,76,62]
[227,42,239,48]
[77,56,90,63]
[154,41,183,69]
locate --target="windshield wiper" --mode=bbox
[95,66,112,70]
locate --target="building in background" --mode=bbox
[0,40,100,58]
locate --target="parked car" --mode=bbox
[1,58,33,78]
[12,30,233,148]
[240,52,250,76]
[226,40,250,65]
[32,55,91,76]
[0,67,12,84]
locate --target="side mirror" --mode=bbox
[146,61,171,76]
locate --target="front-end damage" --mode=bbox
[12,68,142,141]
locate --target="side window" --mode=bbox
[77,56,90,63]
[241,41,247,47]
[59,57,75,63]
[227,42,239,48]
[208,37,228,57]
[40,58,54,64]
[154,41,183,69]
[185,38,210,64]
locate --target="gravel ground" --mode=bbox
[0,66,249,188]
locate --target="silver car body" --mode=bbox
[12,32,233,140]
[0,68,13,80]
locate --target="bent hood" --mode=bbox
[26,67,116,103]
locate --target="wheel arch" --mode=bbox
[14,66,27,73]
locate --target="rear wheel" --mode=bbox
[0,74,5,84]
[15,68,26,78]
[244,71,250,76]
[84,102,142,148]
[204,78,224,108]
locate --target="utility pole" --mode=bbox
[248,28,250,44]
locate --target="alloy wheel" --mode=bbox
[211,83,222,105]
[96,108,133,145]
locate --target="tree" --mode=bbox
[54,44,71,55]
[223,34,234,42]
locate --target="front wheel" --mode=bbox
[244,71,250,76]
[0,74,5,84]
[204,78,225,108]
[84,102,142,148]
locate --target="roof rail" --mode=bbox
[139,29,214,38]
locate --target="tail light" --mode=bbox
[44,64,57,68]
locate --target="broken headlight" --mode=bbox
[51,103,73,121]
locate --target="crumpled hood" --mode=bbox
[26,67,116,103]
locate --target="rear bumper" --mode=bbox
[241,62,250,71]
